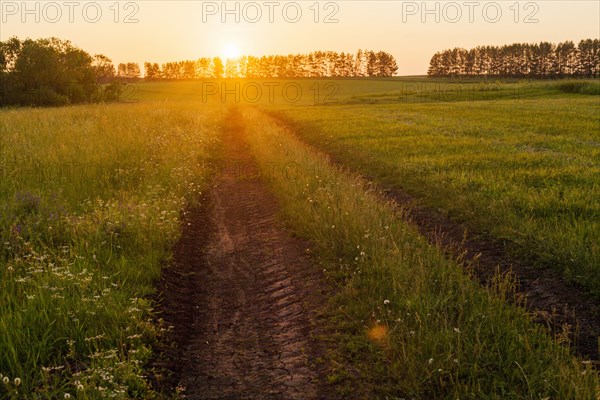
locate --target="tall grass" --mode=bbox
[0,103,221,399]
[240,107,599,399]
[550,80,600,95]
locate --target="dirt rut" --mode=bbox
[387,189,600,363]
[158,110,328,399]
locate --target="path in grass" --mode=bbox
[158,109,328,399]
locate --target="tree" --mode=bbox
[1,36,109,105]
[354,49,366,76]
[117,62,140,79]
[366,51,377,76]
[144,62,161,80]
[93,54,115,83]
[555,41,578,77]
[578,39,599,77]
[375,51,398,77]
[427,39,599,78]
[0,36,22,73]
[213,57,224,78]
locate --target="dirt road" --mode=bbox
[157,109,329,399]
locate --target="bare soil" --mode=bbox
[154,110,331,399]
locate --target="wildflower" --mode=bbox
[383,299,390,305]
[2,376,8,384]
[428,358,434,364]
[14,377,21,386]
[453,327,460,333]
[64,393,71,399]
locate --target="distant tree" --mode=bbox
[93,54,116,83]
[354,49,366,76]
[127,63,140,79]
[195,58,213,78]
[117,62,140,80]
[0,36,22,73]
[0,36,115,106]
[376,51,398,76]
[366,51,377,76]
[225,58,239,78]
[555,41,578,77]
[140,49,398,81]
[427,52,442,76]
[428,39,599,78]
[144,62,162,80]
[578,39,599,77]
[213,57,224,78]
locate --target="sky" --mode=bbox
[1,0,599,75]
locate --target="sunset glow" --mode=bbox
[221,43,241,60]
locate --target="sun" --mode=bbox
[221,43,241,60]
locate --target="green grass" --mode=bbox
[262,79,600,297]
[0,103,222,399]
[1,78,598,398]
[550,80,600,95]
[239,106,599,399]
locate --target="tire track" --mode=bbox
[157,108,329,399]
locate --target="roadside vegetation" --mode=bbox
[0,102,221,398]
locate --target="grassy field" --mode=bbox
[240,106,598,399]
[1,78,598,398]
[261,79,600,297]
[0,103,222,398]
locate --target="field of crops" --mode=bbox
[1,78,598,399]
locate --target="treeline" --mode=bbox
[0,37,122,106]
[428,39,599,78]
[141,50,398,80]
[0,37,399,106]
